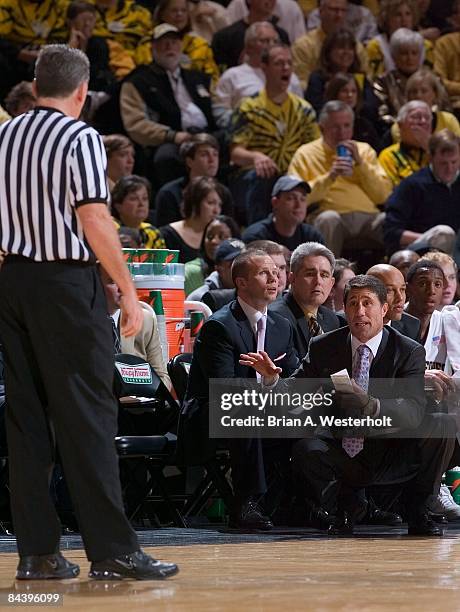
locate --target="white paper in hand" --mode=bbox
[330,369,353,392]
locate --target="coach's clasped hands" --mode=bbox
[336,379,379,418]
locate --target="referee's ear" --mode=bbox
[31,79,38,99]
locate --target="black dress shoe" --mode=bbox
[366,507,403,526]
[16,553,80,580]
[228,500,273,530]
[328,511,355,536]
[429,511,448,525]
[306,505,335,529]
[407,514,445,536]
[89,550,179,580]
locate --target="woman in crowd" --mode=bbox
[373,27,426,124]
[306,29,377,120]
[366,0,434,78]
[324,73,382,150]
[103,134,136,191]
[185,215,241,296]
[111,175,166,249]
[160,176,223,263]
[389,68,460,142]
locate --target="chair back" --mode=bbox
[167,353,193,404]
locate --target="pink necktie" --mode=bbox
[342,344,371,457]
[256,315,266,382]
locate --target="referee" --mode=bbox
[0,45,178,581]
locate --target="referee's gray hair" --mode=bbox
[318,100,354,125]
[244,21,277,46]
[390,27,424,58]
[290,242,335,274]
[396,99,431,123]
[34,44,90,98]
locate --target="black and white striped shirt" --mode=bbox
[0,106,109,262]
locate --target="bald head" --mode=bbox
[367,264,406,322]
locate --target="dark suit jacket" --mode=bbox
[295,325,426,434]
[269,292,342,359]
[391,312,421,342]
[126,62,216,133]
[177,300,299,464]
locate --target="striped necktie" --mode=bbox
[308,314,322,337]
[342,344,371,457]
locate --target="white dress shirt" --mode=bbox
[167,68,208,130]
[350,330,383,373]
[215,62,304,109]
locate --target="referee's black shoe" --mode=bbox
[16,553,80,580]
[89,551,179,580]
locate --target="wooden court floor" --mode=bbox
[0,536,460,611]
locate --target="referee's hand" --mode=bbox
[119,292,143,337]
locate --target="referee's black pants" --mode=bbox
[0,258,139,561]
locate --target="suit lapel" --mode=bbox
[286,292,311,347]
[265,312,278,358]
[232,300,255,353]
[345,332,353,376]
[370,327,389,375]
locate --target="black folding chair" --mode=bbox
[114,355,186,526]
[167,354,234,524]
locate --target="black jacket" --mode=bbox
[126,62,216,134]
[177,300,299,464]
[269,292,342,359]
[392,312,421,342]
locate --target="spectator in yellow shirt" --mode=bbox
[378,100,432,186]
[288,100,392,255]
[434,5,460,113]
[390,68,460,143]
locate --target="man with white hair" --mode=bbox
[269,242,342,359]
[214,21,303,126]
[288,100,392,256]
[120,24,218,186]
[378,100,432,186]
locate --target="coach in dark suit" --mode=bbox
[243,275,455,536]
[270,242,341,359]
[367,263,420,341]
[178,249,299,529]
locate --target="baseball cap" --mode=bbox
[215,239,245,263]
[152,24,181,41]
[271,175,311,197]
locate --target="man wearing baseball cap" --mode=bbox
[242,175,324,253]
[120,23,217,186]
